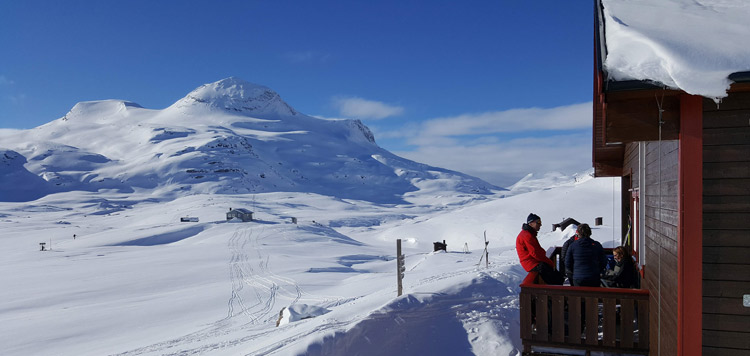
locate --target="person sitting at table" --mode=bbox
[560,224,582,284]
[564,223,607,287]
[602,246,639,288]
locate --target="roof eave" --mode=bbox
[603,72,750,94]
[729,71,750,83]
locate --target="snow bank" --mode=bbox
[277,304,332,327]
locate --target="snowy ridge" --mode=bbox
[505,169,594,196]
[0,78,499,203]
[168,77,298,117]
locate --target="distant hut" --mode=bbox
[552,217,580,232]
[226,208,253,222]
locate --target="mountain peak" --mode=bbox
[171,77,298,117]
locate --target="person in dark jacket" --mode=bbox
[602,246,638,288]
[564,223,606,287]
[560,224,585,284]
[516,213,564,285]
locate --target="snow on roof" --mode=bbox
[230,208,253,214]
[601,0,750,99]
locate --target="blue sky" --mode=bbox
[0,0,593,187]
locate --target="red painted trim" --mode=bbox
[639,264,645,279]
[678,94,703,356]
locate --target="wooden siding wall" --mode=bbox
[623,138,680,356]
[702,93,750,355]
[645,140,680,356]
[624,143,640,188]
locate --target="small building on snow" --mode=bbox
[226,208,253,222]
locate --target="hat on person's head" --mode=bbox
[577,223,592,238]
[527,213,541,224]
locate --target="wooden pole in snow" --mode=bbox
[484,230,490,268]
[478,231,489,268]
[396,239,404,297]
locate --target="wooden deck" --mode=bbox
[520,248,650,355]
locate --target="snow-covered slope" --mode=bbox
[0,78,498,204]
[0,149,54,202]
[0,171,620,356]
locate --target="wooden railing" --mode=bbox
[519,247,650,355]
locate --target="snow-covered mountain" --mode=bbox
[0,77,498,203]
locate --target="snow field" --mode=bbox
[0,173,619,355]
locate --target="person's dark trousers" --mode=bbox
[573,279,601,287]
[532,262,565,285]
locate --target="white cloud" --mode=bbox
[333,96,404,120]
[310,114,348,121]
[377,102,591,140]
[319,102,593,186]
[417,102,591,140]
[395,133,592,188]
[383,102,594,187]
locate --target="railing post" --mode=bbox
[569,295,582,344]
[621,298,635,348]
[537,295,549,342]
[638,299,649,348]
[603,297,617,347]
[520,291,532,336]
[551,295,565,342]
[585,297,598,345]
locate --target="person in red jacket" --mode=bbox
[516,213,564,285]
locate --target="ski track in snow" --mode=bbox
[112,226,348,356]
[113,242,514,355]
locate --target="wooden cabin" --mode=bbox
[591,1,750,355]
[226,208,253,222]
[521,2,749,355]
